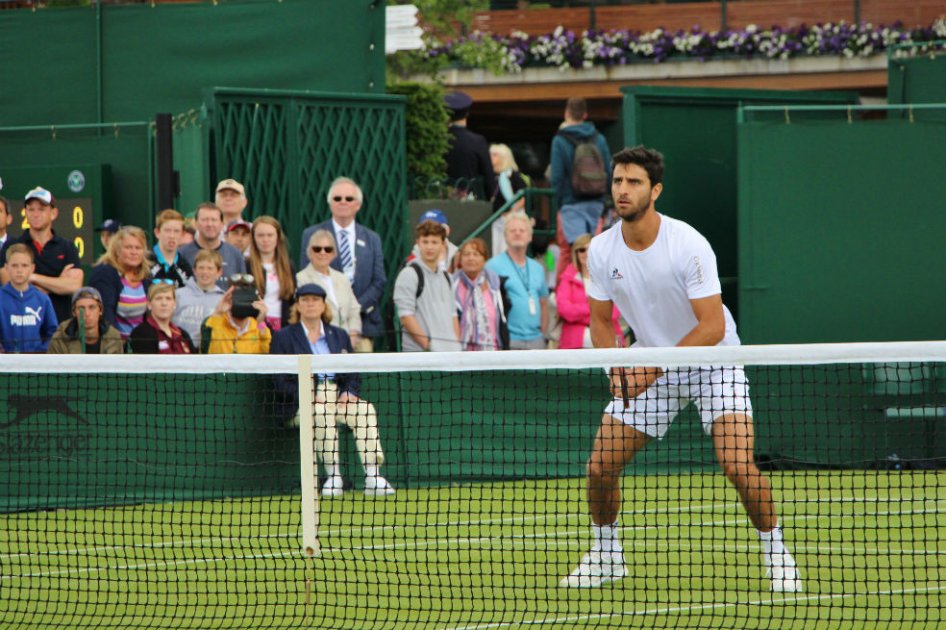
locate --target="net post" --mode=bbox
[297,354,320,557]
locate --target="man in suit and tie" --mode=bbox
[299,177,386,352]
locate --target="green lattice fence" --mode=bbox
[208,88,408,342]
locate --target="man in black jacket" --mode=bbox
[444,91,496,201]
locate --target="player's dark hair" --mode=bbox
[612,146,665,186]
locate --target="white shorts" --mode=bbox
[604,366,752,439]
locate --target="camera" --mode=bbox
[228,274,260,319]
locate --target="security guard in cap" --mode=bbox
[443,91,496,201]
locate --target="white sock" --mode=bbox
[592,522,622,553]
[325,464,340,479]
[758,526,786,556]
[364,464,379,480]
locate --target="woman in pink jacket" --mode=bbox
[555,233,623,349]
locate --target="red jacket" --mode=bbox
[555,263,622,349]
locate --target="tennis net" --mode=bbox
[1,342,945,628]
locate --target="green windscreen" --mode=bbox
[738,109,946,343]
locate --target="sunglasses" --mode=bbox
[152,278,175,285]
[310,246,334,254]
[332,196,356,203]
[574,247,588,254]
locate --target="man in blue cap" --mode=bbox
[95,218,122,253]
[444,91,496,201]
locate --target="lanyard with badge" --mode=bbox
[506,252,537,316]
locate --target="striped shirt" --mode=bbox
[115,278,148,339]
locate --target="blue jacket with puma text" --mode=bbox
[0,283,59,352]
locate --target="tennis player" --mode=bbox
[560,146,802,592]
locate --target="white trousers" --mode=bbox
[313,380,385,468]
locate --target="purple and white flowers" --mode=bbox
[419,18,946,73]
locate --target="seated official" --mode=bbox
[129,283,196,354]
[47,287,125,354]
[270,283,394,498]
[201,274,271,354]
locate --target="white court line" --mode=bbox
[1,493,934,562]
[0,500,744,561]
[440,584,946,630]
[4,502,945,582]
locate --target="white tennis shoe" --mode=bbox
[766,550,803,593]
[364,475,395,497]
[559,551,627,588]
[320,475,345,497]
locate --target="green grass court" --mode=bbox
[2,471,944,629]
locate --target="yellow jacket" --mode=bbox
[202,314,272,354]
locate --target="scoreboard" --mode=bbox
[2,165,106,267]
[17,197,94,263]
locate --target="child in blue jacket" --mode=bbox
[0,243,58,352]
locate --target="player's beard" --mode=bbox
[615,193,651,224]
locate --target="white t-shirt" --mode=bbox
[262,262,282,320]
[586,214,739,348]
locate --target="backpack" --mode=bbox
[410,262,451,299]
[557,131,607,198]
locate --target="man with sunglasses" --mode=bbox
[179,202,247,290]
[298,177,386,352]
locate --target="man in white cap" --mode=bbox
[215,179,248,225]
[0,187,83,323]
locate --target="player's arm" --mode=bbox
[30,265,84,296]
[590,297,618,349]
[592,298,638,399]
[677,294,726,347]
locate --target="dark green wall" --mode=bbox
[738,116,946,344]
[888,50,946,105]
[888,51,946,122]
[621,87,859,322]
[0,0,386,230]
[0,127,152,240]
[0,0,385,126]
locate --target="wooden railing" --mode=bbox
[473,0,945,35]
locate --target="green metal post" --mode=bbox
[721,0,728,32]
[96,0,104,124]
[854,0,861,25]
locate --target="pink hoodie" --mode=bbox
[555,263,622,349]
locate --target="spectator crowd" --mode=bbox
[0,95,628,355]
[0,96,629,498]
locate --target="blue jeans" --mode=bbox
[559,200,604,243]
